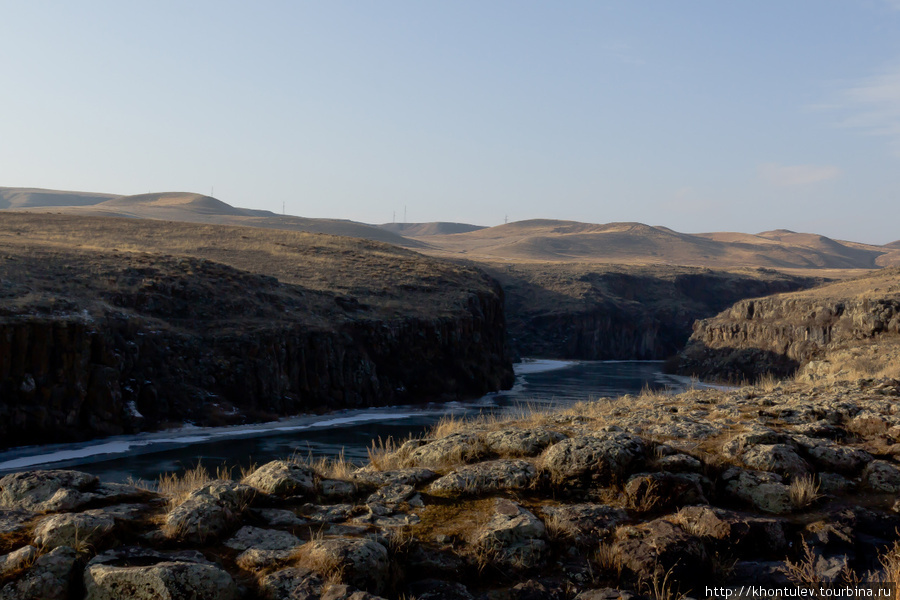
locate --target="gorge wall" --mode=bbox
[483,264,818,360]
[675,267,900,381]
[0,216,514,449]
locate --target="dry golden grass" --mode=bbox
[789,475,821,510]
[593,542,624,577]
[156,462,235,508]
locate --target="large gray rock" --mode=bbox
[429,460,537,495]
[32,511,115,550]
[351,468,439,489]
[0,546,77,600]
[483,428,566,457]
[164,480,253,543]
[613,519,708,581]
[296,537,389,594]
[722,428,789,458]
[406,434,482,468]
[863,460,900,493]
[541,432,645,485]
[243,461,317,497]
[320,584,389,600]
[84,547,237,600]
[624,472,710,510]
[539,503,628,546]
[722,468,793,514]
[474,499,547,569]
[0,510,34,539]
[258,567,324,600]
[0,471,146,515]
[740,444,810,478]
[0,470,97,512]
[0,546,37,579]
[802,443,873,475]
[673,506,788,556]
[224,526,302,552]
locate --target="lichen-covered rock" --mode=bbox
[406,433,483,468]
[801,443,873,475]
[740,444,810,477]
[243,461,317,497]
[655,453,702,473]
[672,506,788,556]
[296,537,389,594]
[253,508,307,527]
[722,468,793,514]
[540,503,628,546]
[84,547,237,600]
[429,460,536,495]
[613,519,708,581]
[365,484,419,507]
[0,510,34,539]
[0,546,77,600]
[32,511,115,550]
[407,579,475,600]
[235,547,296,571]
[351,468,439,489]
[0,546,37,579]
[483,428,566,457]
[541,432,645,485]
[321,480,358,501]
[164,480,253,543]
[258,566,325,600]
[474,499,547,569]
[722,429,788,458]
[574,589,645,600]
[863,460,900,493]
[624,472,711,510]
[224,526,302,552]
[0,470,97,512]
[321,583,389,600]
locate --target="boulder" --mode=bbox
[541,432,645,485]
[0,546,77,600]
[0,510,34,539]
[802,443,872,475]
[84,547,237,600]
[722,468,793,514]
[574,590,646,600]
[429,460,537,495]
[164,480,253,543]
[253,508,307,527]
[243,461,317,497]
[722,428,789,458]
[740,444,810,477]
[613,519,708,581]
[672,506,788,556]
[351,468,439,489]
[32,511,115,550]
[655,453,702,473]
[0,546,37,579]
[365,484,420,507]
[863,460,900,493]
[474,499,547,569]
[320,584,388,600]
[296,537,389,594]
[0,470,97,512]
[483,428,566,457]
[407,579,475,600]
[258,566,324,600]
[406,433,482,467]
[224,526,302,552]
[235,548,297,571]
[321,480,358,501]
[624,472,710,510]
[539,504,628,546]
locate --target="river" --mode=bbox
[0,360,709,483]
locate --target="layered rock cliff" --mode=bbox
[0,215,514,448]
[481,264,817,360]
[676,267,900,381]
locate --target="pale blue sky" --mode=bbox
[2,1,899,243]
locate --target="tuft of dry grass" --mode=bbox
[788,475,821,510]
[593,542,623,577]
[156,462,233,508]
[639,564,687,600]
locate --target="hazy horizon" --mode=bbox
[2,2,899,244]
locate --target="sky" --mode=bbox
[2,1,899,244]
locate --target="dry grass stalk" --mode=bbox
[156,462,231,507]
[780,539,822,587]
[788,475,821,510]
[639,563,687,600]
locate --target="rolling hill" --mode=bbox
[398,219,900,270]
[5,188,425,249]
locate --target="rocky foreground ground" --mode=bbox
[3,377,900,600]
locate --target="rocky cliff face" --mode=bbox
[0,223,514,449]
[485,265,817,360]
[676,268,900,381]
